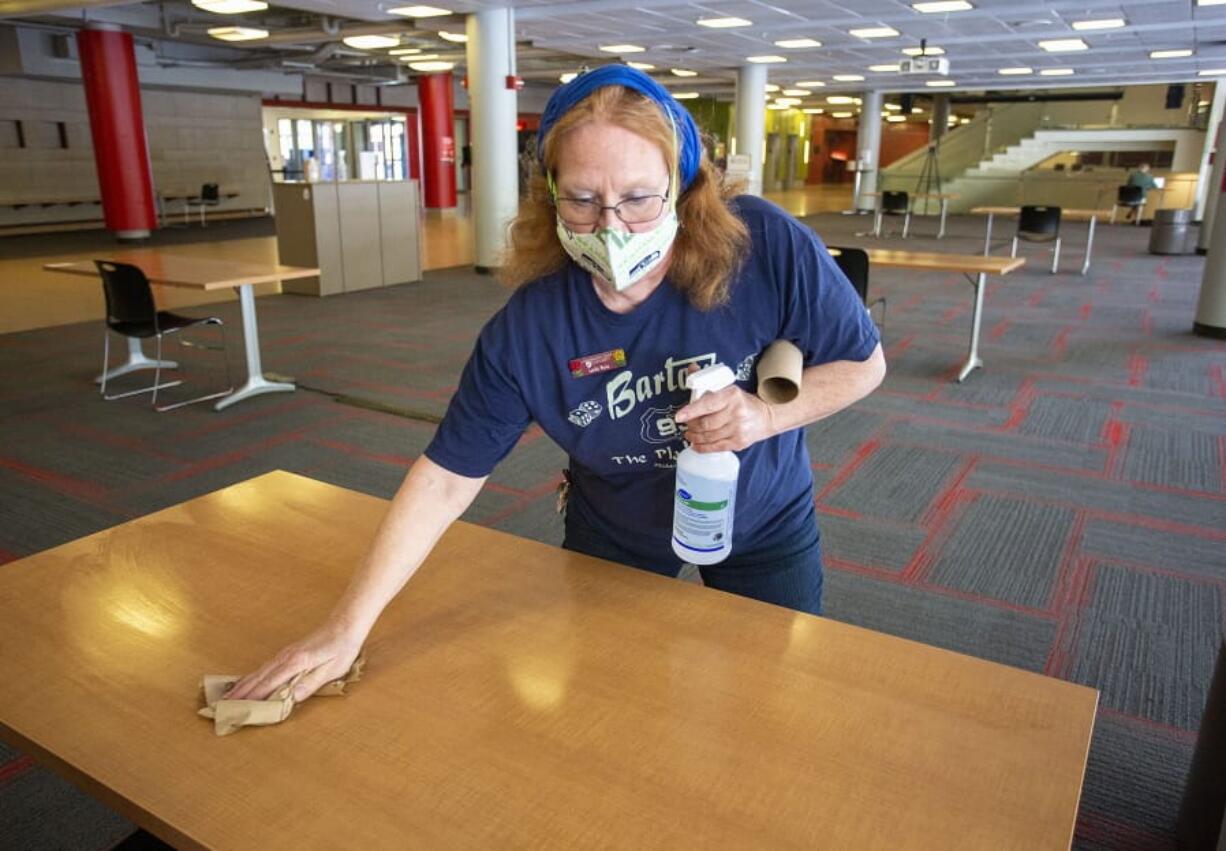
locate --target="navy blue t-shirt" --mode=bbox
[425,195,880,566]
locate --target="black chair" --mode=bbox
[873,190,912,239]
[829,246,886,329]
[184,183,221,227]
[1011,205,1062,275]
[1111,184,1145,226]
[96,260,232,412]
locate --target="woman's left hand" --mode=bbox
[674,378,776,453]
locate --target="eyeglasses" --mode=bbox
[553,191,670,227]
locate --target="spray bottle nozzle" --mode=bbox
[685,364,737,401]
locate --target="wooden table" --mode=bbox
[43,252,319,410]
[971,206,1112,276]
[831,246,1026,382]
[0,471,1098,850]
[864,191,961,239]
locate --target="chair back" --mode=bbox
[829,246,869,304]
[1018,205,1061,238]
[201,183,220,202]
[1117,184,1144,205]
[95,260,156,329]
[881,191,909,214]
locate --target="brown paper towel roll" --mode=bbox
[757,340,802,404]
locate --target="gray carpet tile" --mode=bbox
[149,395,348,463]
[859,388,1012,428]
[490,491,566,548]
[1144,349,1220,396]
[926,494,1074,609]
[1121,423,1222,493]
[822,567,1058,672]
[966,462,1226,530]
[887,417,1109,470]
[1018,396,1113,445]
[873,344,965,392]
[1114,402,1226,434]
[294,452,411,502]
[1081,518,1226,581]
[460,482,523,527]
[484,432,568,492]
[0,469,130,558]
[1076,715,1194,846]
[817,512,927,572]
[823,442,964,523]
[0,762,133,851]
[0,428,177,493]
[306,411,436,461]
[1067,562,1223,730]
[937,368,1026,407]
[1033,374,1226,413]
[802,408,886,467]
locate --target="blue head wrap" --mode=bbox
[537,64,702,190]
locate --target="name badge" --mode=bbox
[569,348,626,378]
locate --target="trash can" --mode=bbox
[1150,208,1193,255]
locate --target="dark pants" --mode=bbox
[563,511,824,616]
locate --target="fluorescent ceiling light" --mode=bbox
[850,26,899,38]
[673,92,700,99]
[782,88,810,96]
[747,55,787,63]
[886,114,907,122]
[998,67,1033,75]
[926,79,956,86]
[439,30,467,43]
[560,72,577,83]
[1199,69,1226,76]
[913,1,972,10]
[884,102,901,110]
[343,34,400,49]
[388,47,422,55]
[697,16,752,28]
[833,73,864,81]
[627,61,655,70]
[207,26,268,40]
[868,64,899,72]
[409,60,454,71]
[912,106,923,113]
[600,44,645,53]
[831,111,853,118]
[802,108,824,114]
[1039,68,1074,76]
[902,46,944,55]
[670,68,697,76]
[1197,0,1226,5]
[795,80,826,87]
[1150,49,1193,59]
[1039,38,1089,52]
[191,0,267,12]
[775,98,802,106]
[767,103,789,110]
[764,83,780,92]
[399,54,439,61]
[1072,18,1125,31]
[388,5,451,16]
[774,38,822,48]
[827,95,855,104]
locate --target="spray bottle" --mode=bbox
[672,364,740,565]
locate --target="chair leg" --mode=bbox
[1010,236,1019,258]
[99,327,111,399]
[154,320,235,412]
[151,334,163,409]
[1110,204,1117,225]
[902,212,912,239]
[1052,237,1061,275]
[1134,206,1141,226]
[874,210,883,238]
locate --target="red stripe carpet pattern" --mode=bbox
[0,211,1223,849]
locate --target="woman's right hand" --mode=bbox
[223,619,366,703]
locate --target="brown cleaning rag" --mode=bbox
[198,654,366,737]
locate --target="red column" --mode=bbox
[77,26,158,240]
[416,72,457,209]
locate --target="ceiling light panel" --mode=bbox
[913,1,972,11]
[1150,49,1193,59]
[1039,38,1089,52]
[746,55,788,63]
[697,17,752,28]
[343,35,400,49]
[207,26,268,41]
[849,26,899,39]
[1071,19,1125,31]
[600,44,646,53]
[388,6,451,16]
[191,0,267,12]
[774,38,821,49]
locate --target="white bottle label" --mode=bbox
[672,469,736,556]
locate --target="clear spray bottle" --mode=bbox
[672,364,740,565]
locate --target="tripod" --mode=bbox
[914,141,942,216]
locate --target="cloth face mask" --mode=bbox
[555,210,679,292]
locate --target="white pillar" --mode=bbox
[466,8,519,271]
[735,63,766,196]
[1195,82,1226,222]
[856,89,883,211]
[1196,172,1226,336]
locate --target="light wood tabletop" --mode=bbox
[43,251,318,290]
[971,206,1113,221]
[833,246,1027,276]
[0,471,1098,850]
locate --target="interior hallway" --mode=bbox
[0,184,851,336]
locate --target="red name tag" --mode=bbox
[569,348,626,378]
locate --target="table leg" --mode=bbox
[983,212,994,256]
[938,198,949,239]
[213,283,295,410]
[957,272,986,382]
[1081,215,1096,276]
[95,337,178,384]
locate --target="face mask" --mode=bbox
[555,210,679,292]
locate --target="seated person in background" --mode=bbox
[1125,163,1160,220]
